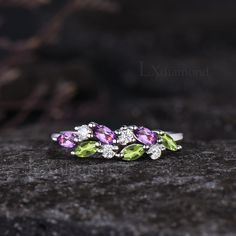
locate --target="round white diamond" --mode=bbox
[76,125,92,141]
[147,144,162,160]
[118,129,135,145]
[101,145,116,159]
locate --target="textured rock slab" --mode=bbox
[0,136,236,236]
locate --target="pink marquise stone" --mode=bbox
[57,132,77,148]
[94,125,116,144]
[134,127,157,145]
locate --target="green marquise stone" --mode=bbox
[122,144,145,161]
[160,133,178,151]
[75,141,97,158]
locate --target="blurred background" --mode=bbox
[0,0,235,140]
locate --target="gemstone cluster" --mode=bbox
[53,122,181,161]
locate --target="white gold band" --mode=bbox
[164,132,183,141]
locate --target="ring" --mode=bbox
[51,122,183,161]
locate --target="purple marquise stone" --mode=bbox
[57,132,77,148]
[94,125,116,144]
[134,127,158,145]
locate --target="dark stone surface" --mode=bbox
[0,132,236,236]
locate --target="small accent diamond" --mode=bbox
[76,125,92,141]
[100,145,116,159]
[118,129,135,145]
[147,144,162,160]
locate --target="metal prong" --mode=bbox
[130,125,138,130]
[121,126,128,130]
[143,145,150,150]
[71,151,76,156]
[113,139,117,144]
[74,126,79,131]
[51,133,60,141]
[177,145,182,150]
[115,153,123,158]
[95,142,101,147]
[116,140,121,145]
[74,138,79,142]
[87,134,93,139]
[160,145,166,151]
[88,122,97,128]
[157,130,164,135]
[158,139,162,144]
[113,146,119,150]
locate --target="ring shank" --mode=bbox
[164,132,183,141]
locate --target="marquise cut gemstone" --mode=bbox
[160,133,178,151]
[134,127,157,145]
[94,125,116,144]
[122,144,145,161]
[57,132,77,148]
[75,141,97,158]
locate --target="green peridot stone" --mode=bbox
[160,133,178,151]
[75,141,97,158]
[121,144,145,161]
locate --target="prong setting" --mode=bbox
[74,138,79,142]
[156,130,164,135]
[115,153,123,158]
[88,122,97,128]
[95,142,102,148]
[177,145,182,150]
[130,125,138,130]
[143,145,150,150]
[87,133,94,139]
